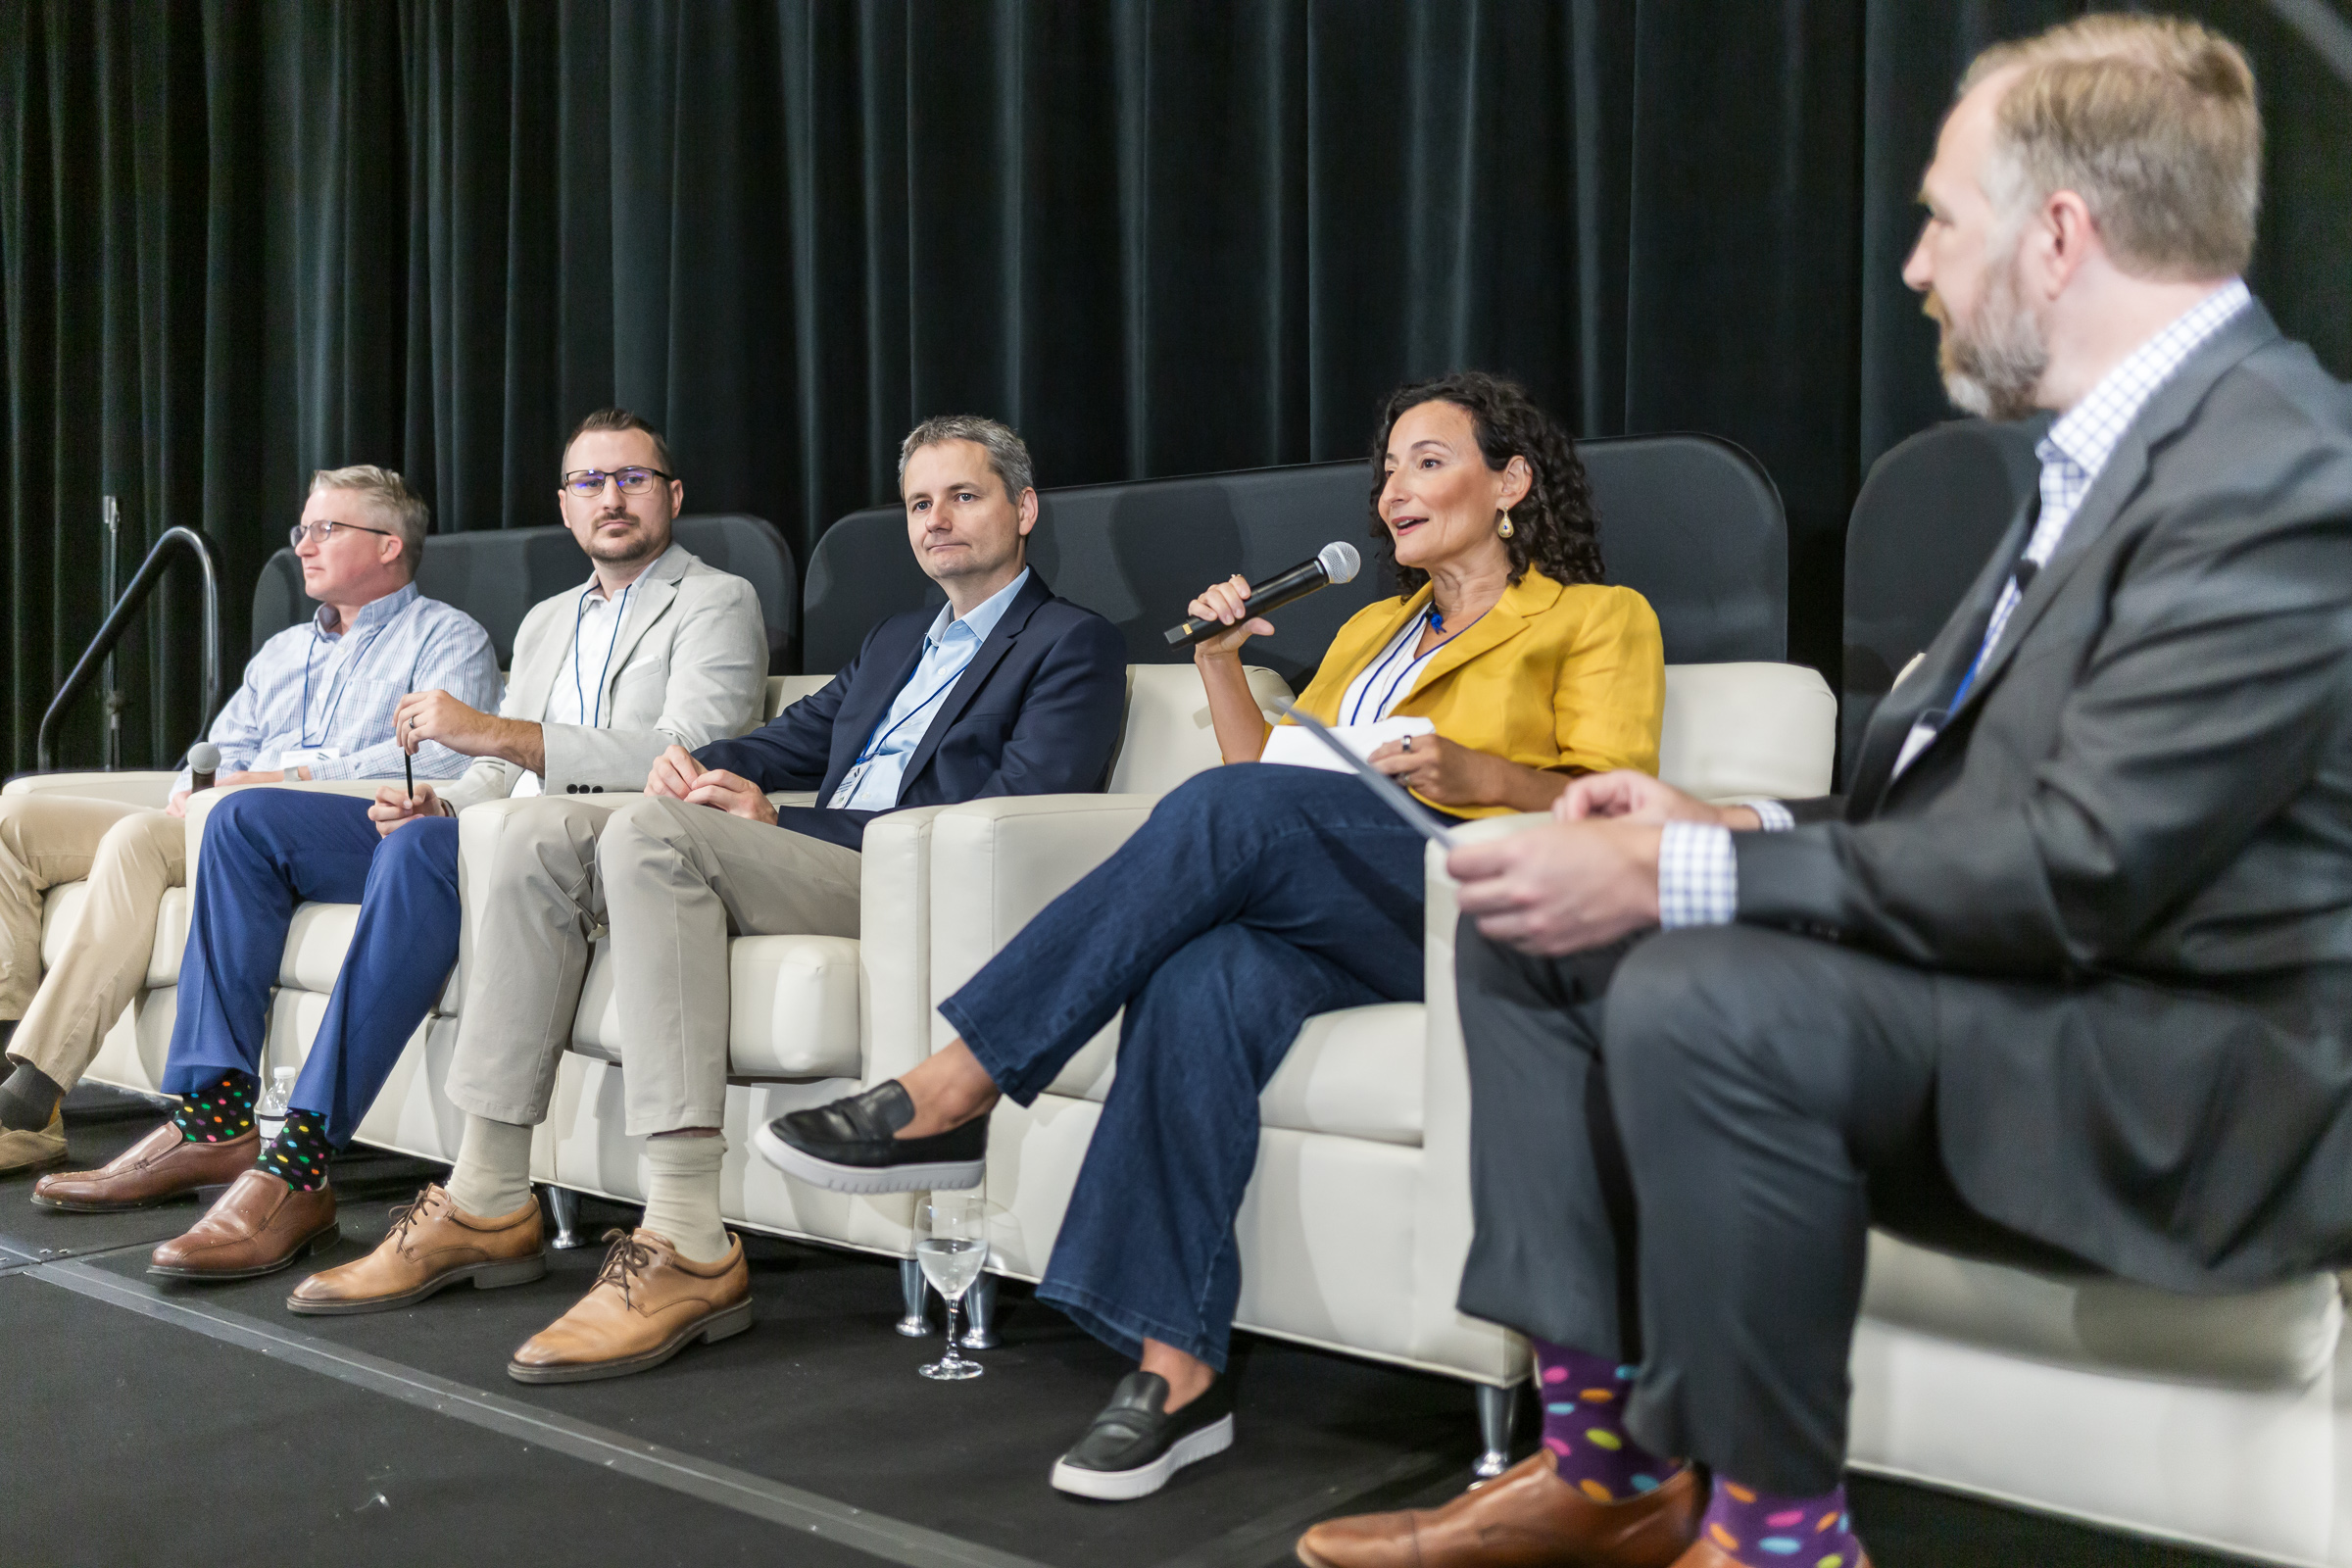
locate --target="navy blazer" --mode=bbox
[692,571,1127,850]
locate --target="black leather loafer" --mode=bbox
[1051,1370,1235,1501]
[753,1081,989,1194]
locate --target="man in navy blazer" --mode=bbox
[291,416,1125,1385]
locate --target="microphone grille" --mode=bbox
[1317,541,1362,584]
[187,742,220,770]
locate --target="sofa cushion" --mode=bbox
[1658,662,1838,803]
[1105,664,1294,794]
[572,933,861,1079]
[1861,1231,2342,1389]
[1044,1002,1425,1147]
[146,885,190,987]
[278,903,362,993]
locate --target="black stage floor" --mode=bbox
[1,1092,2251,1567]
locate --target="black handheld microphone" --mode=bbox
[1164,541,1363,647]
[187,741,220,793]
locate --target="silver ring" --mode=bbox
[1401,735,1413,752]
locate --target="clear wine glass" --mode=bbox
[917,1193,990,1381]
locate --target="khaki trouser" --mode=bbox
[0,795,187,1088]
[444,796,863,1139]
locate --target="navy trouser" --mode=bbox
[165,790,459,1146]
[939,763,1440,1370]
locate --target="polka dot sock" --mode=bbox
[1529,1338,1685,1503]
[1696,1477,1862,1567]
[171,1070,257,1144]
[256,1109,334,1192]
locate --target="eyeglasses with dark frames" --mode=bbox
[290,519,398,547]
[563,466,675,499]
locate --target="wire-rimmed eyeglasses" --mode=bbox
[563,466,674,499]
[290,519,397,548]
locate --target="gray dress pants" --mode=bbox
[1454,920,2085,1495]
[444,797,862,1138]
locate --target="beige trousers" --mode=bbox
[0,795,186,1088]
[444,796,863,1138]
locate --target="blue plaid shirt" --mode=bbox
[174,583,502,791]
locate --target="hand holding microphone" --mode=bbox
[1165,542,1362,653]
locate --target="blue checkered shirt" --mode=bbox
[1658,278,2252,928]
[173,583,502,792]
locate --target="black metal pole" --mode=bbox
[35,525,222,773]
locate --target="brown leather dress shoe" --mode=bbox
[508,1228,751,1384]
[287,1183,546,1315]
[1667,1540,1872,1568]
[31,1122,258,1211]
[149,1169,339,1279]
[1296,1450,1702,1568]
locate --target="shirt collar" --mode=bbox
[580,541,683,604]
[925,566,1032,650]
[314,581,418,639]
[2040,278,2251,479]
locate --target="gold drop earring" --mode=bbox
[1497,510,1516,539]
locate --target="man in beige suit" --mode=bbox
[34,407,769,1286]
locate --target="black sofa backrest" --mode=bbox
[250,514,798,668]
[1840,418,2042,780]
[804,433,1787,690]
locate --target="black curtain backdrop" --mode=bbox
[5,1,2349,770]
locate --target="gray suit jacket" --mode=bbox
[1738,301,2352,1288]
[441,543,767,810]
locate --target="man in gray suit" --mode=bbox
[1299,17,2352,1568]
[53,408,767,1283]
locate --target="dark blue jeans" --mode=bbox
[939,763,1437,1370]
[165,790,460,1146]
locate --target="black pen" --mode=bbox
[403,733,414,807]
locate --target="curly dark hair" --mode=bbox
[1366,371,1603,595]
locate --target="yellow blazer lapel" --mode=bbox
[1298,585,1433,722]
[1402,571,1556,702]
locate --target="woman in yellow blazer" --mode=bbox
[764,373,1665,1498]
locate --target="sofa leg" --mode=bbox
[958,1271,1000,1349]
[1474,1382,1519,1479]
[545,1186,592,1251]
[896,1255,933,1337]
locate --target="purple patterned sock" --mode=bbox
[1528,1339,1685,1502]
[1697,1477,1863,1566]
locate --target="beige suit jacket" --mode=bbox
[440,543,767,810]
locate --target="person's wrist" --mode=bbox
[1194,644,1242,667]
[1719,804,1762,831]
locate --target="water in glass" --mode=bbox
[918,1194,989,1382]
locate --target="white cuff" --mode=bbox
[1749,799,1795,832]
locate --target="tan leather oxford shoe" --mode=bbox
[32,1122,258,1211]
[287,1183,546,1315]
[1296,1449,1702,1568]
[508,1228,751,1384]
[149,1168,338,1279]
[0,1105,68,1177]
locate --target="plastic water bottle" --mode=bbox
[255,1067,296,1144]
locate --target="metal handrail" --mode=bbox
[35,525,223,772]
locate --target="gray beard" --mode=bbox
[1938,261,2048,422]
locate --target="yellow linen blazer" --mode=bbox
[1288,568,1664,819]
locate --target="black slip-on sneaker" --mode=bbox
[1050,1370,1235,1501]
[753,1080,989,1195]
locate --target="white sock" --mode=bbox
[641,1132,730,1263]
[445,1115,535,1220]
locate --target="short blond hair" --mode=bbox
[310,465,430,571]
[1964,13,2261,278]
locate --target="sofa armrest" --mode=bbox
[926,795,1162,1051]
[859,804,954,1088]
[3,769,184,807]
[1412,811,1546,1375]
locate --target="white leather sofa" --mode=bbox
[12,657,2352,1562]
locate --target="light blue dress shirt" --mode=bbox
[828,568,1032,810]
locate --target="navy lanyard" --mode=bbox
[1345,608,1468,726]
[298,614,396,748]
[854,643,970,767]
[570,580,636,729]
